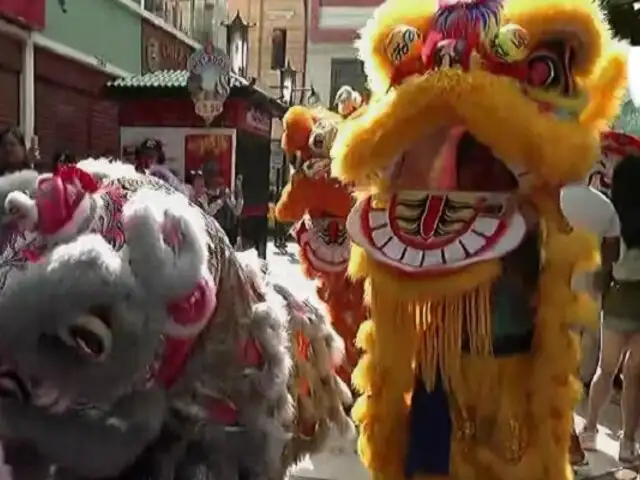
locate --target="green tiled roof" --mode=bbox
[106,69,247,89]
[108,70,188,88]
[106,69,287,116]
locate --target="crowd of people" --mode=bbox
[0,126,271,256]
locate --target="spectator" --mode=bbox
[580,154,640,463]
[0,127,33,174]
[203,162,243,246]
[185,169,207,210]
[134,138,165,173]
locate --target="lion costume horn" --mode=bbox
[331,0,627,478]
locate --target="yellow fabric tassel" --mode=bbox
[417,285,493,392]
[351,257,500,480]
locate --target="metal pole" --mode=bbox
[21,32,35,146]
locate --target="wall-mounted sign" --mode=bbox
[243,106,271,137]
[0,0,46,30]
[187,41,231,125]
[142,21,192,73]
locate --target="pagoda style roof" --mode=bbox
[105,69,286,117]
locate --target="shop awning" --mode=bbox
[105,69,287,117]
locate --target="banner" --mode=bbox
[184,131,235,190]
[0,0,45,30]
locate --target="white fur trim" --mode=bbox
[4,191,37,230]
[77,158,139,180]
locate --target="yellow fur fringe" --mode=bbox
[350,208,599,479]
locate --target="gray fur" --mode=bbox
[0,160,351,479]
[0,233,166,404]
[0,388,165,478]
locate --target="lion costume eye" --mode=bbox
[59,308,113,361]
[525,40,575,96]
[527,53,562,89]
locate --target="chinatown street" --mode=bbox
[265,242,640,480]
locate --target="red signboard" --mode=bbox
[0,0,46,30]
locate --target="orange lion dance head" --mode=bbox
[275,104,358,277]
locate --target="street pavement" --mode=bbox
[265,242,638,480]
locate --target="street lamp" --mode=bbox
[305,85,320,105]
[225,11,250,77]
[280,61,297,105]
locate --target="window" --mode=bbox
[271,28,287,70]
[329,58,369,107]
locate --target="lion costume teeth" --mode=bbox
[330,0,627,478]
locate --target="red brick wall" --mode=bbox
[0,32,22,128]
[34,48,119,162]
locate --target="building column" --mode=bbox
[21,32,35,145]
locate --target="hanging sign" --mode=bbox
[187,41,232,124]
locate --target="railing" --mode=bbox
[136,0,228,46]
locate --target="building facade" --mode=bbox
[227,0,306,189]
[227,0,306,103]
[306,0,380,105]
[0,0,227,162]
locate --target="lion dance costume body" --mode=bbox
[329,0,627,479]
[0,161,353,479]
[275,101,367,381]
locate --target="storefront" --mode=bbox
[107,71,283,204]
[32,0,144,162]
[105,66,285,254]
[34,48,121,161]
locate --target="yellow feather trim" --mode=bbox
[331,69,600,189]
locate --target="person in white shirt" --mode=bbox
[561,181,620,468]
[577,153,640,463]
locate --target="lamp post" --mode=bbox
[305,86,320,105]
[224,11,250,77]
[280,60,297,105]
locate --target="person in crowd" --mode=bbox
[185,169,208,210]
[137,138,189,195]
[134,138,165,173]
[270,186,287,251]
[202,161,243,245]
[580,154,640,463]
[0,127,33,174]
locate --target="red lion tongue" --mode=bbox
[430,126,465,190]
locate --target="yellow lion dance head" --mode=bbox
[330,0,627,479]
